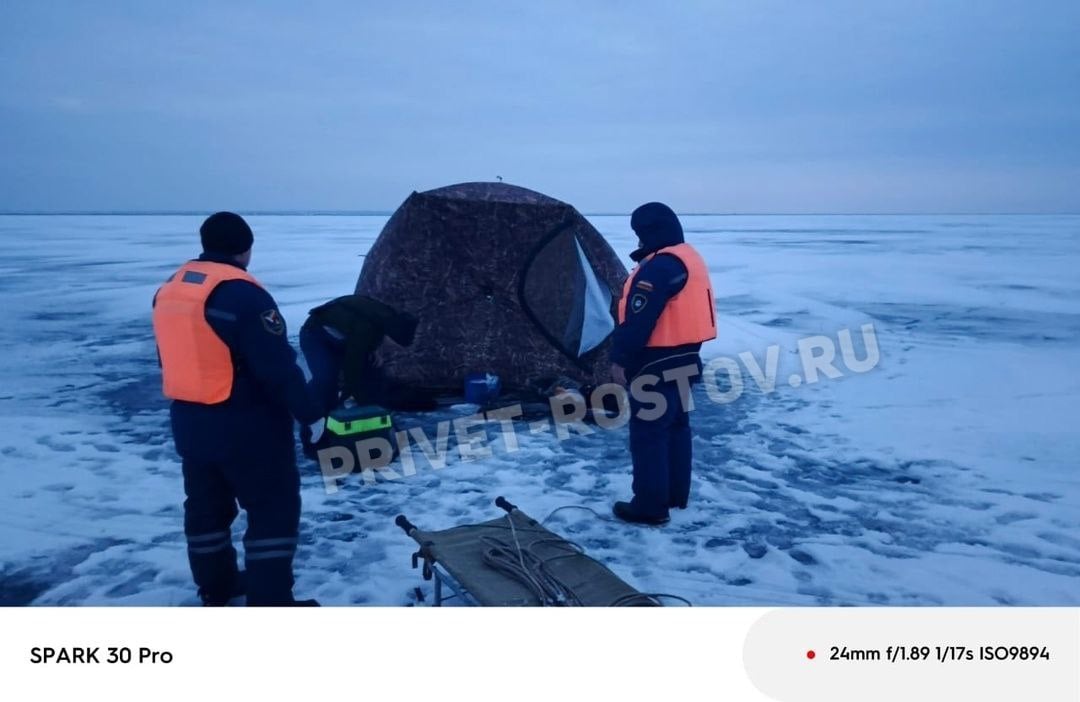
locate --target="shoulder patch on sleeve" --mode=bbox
[260,308,285,335]
[629,292,649,313]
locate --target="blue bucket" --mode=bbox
[464,372,501,404]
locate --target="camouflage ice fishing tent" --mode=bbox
[355,182,628,396]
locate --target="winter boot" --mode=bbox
[613,501,670,526]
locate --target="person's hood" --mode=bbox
[629,202,684,261]
[386,311,419,347]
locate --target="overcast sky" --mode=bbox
[1,1,1078,213]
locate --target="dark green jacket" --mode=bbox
[304,295,416,402]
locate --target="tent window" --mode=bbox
[573,237,614,355]
[520,229,614,361]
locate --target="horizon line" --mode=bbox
[1,210,1079,217]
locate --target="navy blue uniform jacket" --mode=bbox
[610,209,703,382]
[158,253,320,460]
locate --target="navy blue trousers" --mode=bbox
[299,324,344,414]
[174,406,301,606]
[628,379,693,519]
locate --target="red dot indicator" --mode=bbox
[806,650,816,660]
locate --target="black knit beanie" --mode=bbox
[200,212,254,255]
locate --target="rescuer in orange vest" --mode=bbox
[152,212,321,605]
[610,202,717,525]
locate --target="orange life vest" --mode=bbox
[617,242,717,347]
[152,260,263,404]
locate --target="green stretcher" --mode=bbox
[395,497,660,607]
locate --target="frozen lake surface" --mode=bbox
[0,213,1077,605]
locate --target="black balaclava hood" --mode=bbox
[200,211,254,256]
[629,202,684,261]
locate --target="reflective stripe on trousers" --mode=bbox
[186,530,232,555]
[244,536,298,561]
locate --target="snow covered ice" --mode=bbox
[0,213,1077,606]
